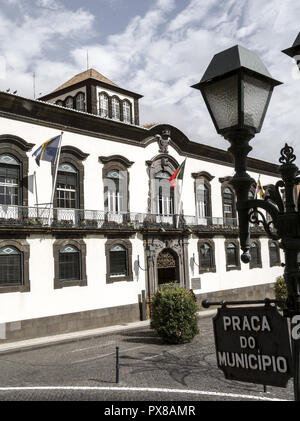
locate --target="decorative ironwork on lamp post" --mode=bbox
[192,44,300,401]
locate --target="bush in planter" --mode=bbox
[274,275,287,309]
[150,285,199,344]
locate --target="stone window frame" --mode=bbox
[0,238,30,293]
[52,145,89,210]
[146,154,180,214]
[53,238,87,289]
[105,238,133,284]
[268,240,281,267]
[249,239,262,269]
[224,238,241,272]
[197,239,216,274]
[0,134,34,207]
[192,171,214,220]
[99,155,134,214]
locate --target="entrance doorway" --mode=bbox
[157,249,179,286]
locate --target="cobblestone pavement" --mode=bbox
[0,317,294,401]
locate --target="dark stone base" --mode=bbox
[0,303,140,344]
[197,283,275,309]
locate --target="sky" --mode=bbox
[0,0,300,165]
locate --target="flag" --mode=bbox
[32,134,61,166]
[168,158,186,191]
[255,175,265,199]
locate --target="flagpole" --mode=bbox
[176,158,186,229]
[47,132,63,225]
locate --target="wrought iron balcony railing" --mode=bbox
[0,204,264,233]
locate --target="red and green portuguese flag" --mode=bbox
[168,158,186,191]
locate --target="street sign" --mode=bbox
[213,305,293,387]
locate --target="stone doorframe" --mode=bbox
[144,235,189,297]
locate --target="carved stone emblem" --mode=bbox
[156,128,171,154]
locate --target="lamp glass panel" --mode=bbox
[203,75,238,130]
[243,74,272,130]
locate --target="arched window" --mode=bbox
[155,171,174,215]
[269,241,280,266]
[65,96,73,109]
[196,181,210,218]
[59,245,81,281]
[109,244,128,277]
[250,241,261,267]
[56,163,78,209]
[0,246,22,285]
[112,97,120,120]
[55,100,63,106]
[199,243,213,269]
[223,186,236,221]
[123,101,131,123]
[99,93,109,117]
[0,154,21,205]
[104,169,126,214]
[75,93,85,111]
[226,242,239,269]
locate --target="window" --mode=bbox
[59,245,80,281]
[75,93,85,112]
[0,246,22,286]
[104,169,125,214]
[99,93,109,117]
[250,241,262,268]
[110,244,128,277]
[56,163,78,209]
[269,241,280,266]
[53,239,87,289]
[225,240,241,271]
[65,96,73,109]
[112,97,120,120]
[196,181,210,218]
[123,101,131,123]
[223,186,236,221]
[105,239,133,283]
[0,239,30,293]
[55,100,63,106]
[155,171,174,215]
[198,240,216,273]
[0,154,20,205]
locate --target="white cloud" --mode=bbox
[1,0,300,165]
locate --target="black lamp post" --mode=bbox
[192,45,282,262]
[192,44,300,401]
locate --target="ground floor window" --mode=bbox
[105,238,133,283]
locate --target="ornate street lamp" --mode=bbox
[192,44,300,400]
[192,45,282,262]
[282,32,300,67]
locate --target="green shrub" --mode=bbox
[150,286,199,344]
[274,276,287,309]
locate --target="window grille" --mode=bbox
[0,246,22,285]
[110,244,128,277]
[199,243,213,268]
[226,242,238,267]
[59,245,81,281]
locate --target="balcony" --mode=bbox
[0,205,265,234]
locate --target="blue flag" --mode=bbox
[32,134,61,166]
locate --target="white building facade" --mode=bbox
[0,69,283,342]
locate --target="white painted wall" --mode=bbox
[0,114,284,324]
